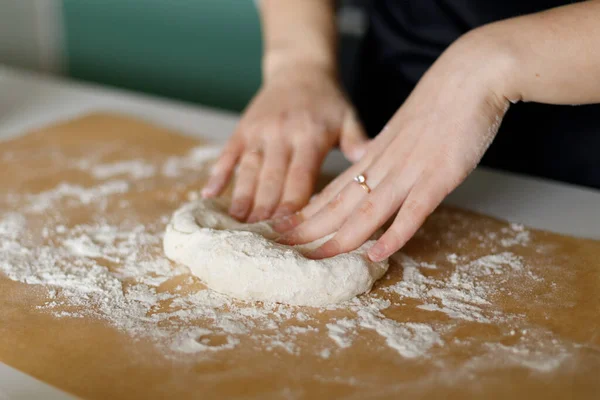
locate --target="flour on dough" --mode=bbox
[163,199,389,306]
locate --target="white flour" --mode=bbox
[0,148,575,377]
[386,252,526,323]
[19,180,130,213]
[77,159,157,180]
[500,223,531,247]
[161,146,222,177]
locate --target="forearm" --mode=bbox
[479,0,600,105]
[258,0,337,81]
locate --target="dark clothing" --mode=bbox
[352,0,600,189]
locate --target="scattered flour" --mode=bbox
[500,223,531,247]
[0,148,574,377]
[63,235,105,259]
[320,348,332,359]
[355,305,442,358]
[446,254,459,264]
[326,319,357,349]
[83,159,156,180]
[387,253,526,323]
[19,180,130,213]
[161,146,221,177]
[71,145,221,181]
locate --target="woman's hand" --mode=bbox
[201,64,368,222]
[276,29,516,261]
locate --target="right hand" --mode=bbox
[201,64,369,222]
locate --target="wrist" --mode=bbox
[450,24,522,104]
[262,49,338,83]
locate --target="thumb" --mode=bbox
[340,111,370,163]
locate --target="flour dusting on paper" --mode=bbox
[0,147,579,378]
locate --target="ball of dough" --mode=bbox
[163,199,389,306]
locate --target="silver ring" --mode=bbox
[354,174,371,193]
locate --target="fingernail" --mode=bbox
[247,209,268,223]
[272,218,291,233]
[201,187,214,198]
[201,181,220,198]
[272,204,294,219]
[351,147,366,162]
[271,211,288,220]
[308,247,326,260]
[272,213,302,233]
[368,243,386,262]
[276,232,295,245]
[229,203,248,220]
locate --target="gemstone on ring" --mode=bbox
[354,174,366,183]
[354,173,371,193]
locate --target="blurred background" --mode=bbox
[0,0,368,113]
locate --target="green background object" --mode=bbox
[62,0,263,112]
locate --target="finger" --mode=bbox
[300,127,395,220]
[307,173,408,259]
[299,156,369,220]
[247,141,290,222]
[202,136,243,198]
[339,110,370,163]
[277,184,362,245]
[278,163,387,246]
[272,140,323,221]
[304,116,423,221]
[229,150,263,220]
[367,172,452,262]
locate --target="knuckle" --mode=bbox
[262,171,282,183]
[326,193,344,212]
[244,154,262,168]
[357,199,377,218]
[403,197,433,220]
[289,165,316,182]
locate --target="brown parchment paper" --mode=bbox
[0,113,598,400]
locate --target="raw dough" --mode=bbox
[163,199,389,306]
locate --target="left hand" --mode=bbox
[276,28,516,261]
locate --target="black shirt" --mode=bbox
[352,0,600,189]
